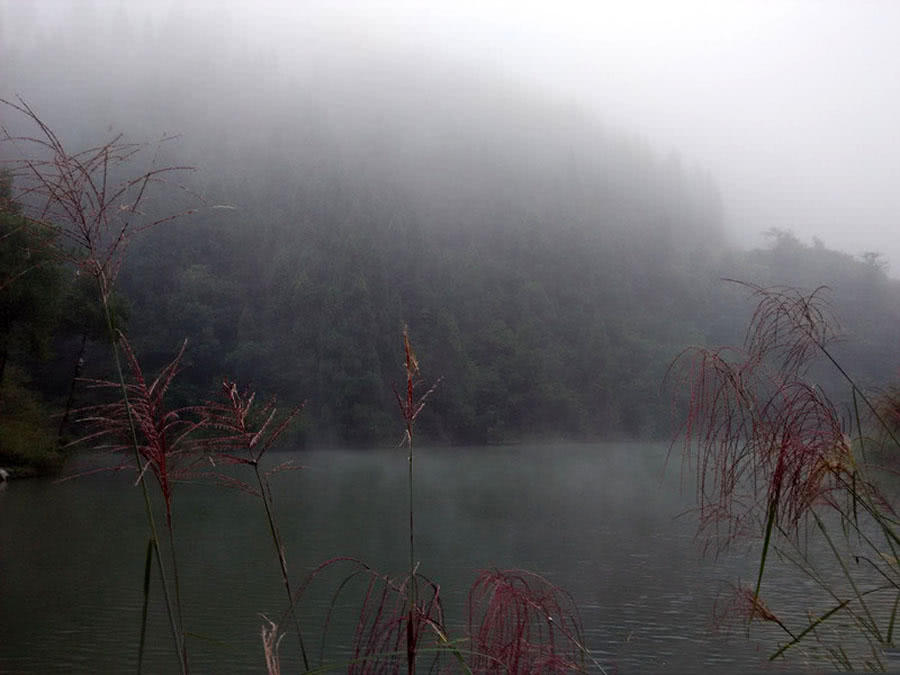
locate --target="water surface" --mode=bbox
[0,443,843,672]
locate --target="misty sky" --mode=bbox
[2,0,899,271]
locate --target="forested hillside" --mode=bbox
[111,193,898,447]
[5,116,895,452]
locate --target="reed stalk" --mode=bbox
[99,278,188,674]
[2,97,197,670]
[392,327,439,675]
[197,382,309,670]
[254,461,310,671]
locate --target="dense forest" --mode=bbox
[1,5,899,468]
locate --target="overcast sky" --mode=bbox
[3,0,899,270]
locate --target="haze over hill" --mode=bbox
[2,0,899,271]
[1,1,898,448]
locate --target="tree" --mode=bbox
[0,171,65,470]
[0,170,62,391]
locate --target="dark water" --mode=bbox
[0,443,868,672]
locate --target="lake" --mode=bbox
[0,443,860,672]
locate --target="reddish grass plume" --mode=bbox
[468,568,588,673]
[69,335,202,523]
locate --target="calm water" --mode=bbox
[0,443,859,672]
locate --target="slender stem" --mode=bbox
[138,537,154,675]
[769,597,856,661]
[888,591,900,644]
[408,426,415,595]
[254,463,310,671]
[818,343,900,451]
[57,332,87,447]
[813,510,883,643]
[407,422,416,675]
[751,496,778,628]
[165,513,188,669]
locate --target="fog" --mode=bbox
[2,0,898,271]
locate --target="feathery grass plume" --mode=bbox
[393,327,439,448]
[71,335,201,523]
[737,281,900,450]
[288,557,449,675]
[346,569,445,675]
[716,584,796,638]
[0,96,196,300]
[737,282,839,377]
[196,380,302,481]
[467,569,591,674]
[671,281,900,668]
[670,285,864,553]
[261,615,285,675]
[196,381,309,670]
[1,97,200,445]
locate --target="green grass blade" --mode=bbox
[814,511,883,642]
[137,537,154,675]
[769,597,853,660]
[852,387,867,466]
[888,591,900,644]
[751,499,778,626]
[183,631,237,649]
[427,624,474,675]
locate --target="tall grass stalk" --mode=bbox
[2,97,197,670]
[256,460,310,671]
[75,331,201,672]
[197,382,310,670]
[392,327,439,675]
[101,299,187,673]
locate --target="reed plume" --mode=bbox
[467,568,590,674]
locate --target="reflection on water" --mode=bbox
[0,443,868,672]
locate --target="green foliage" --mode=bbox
[115,180,900,447]
[58,273,130,344]
[0,171,64,374]
[0,365,64,472]
[0,172,68,472]
[0,170,129,472]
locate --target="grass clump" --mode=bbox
[671,281,900,670]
